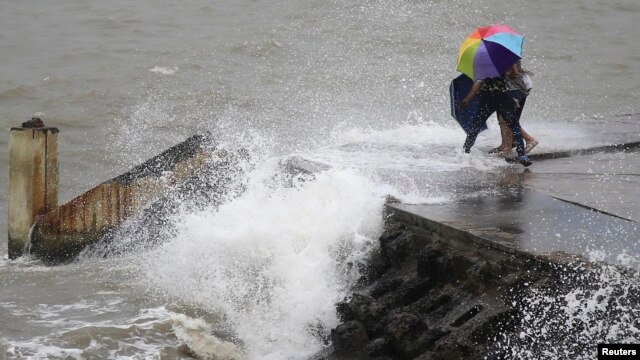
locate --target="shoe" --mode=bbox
[524,140,539,154]
[517,155,532,167]
[463,145,471,154]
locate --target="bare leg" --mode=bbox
[521,127,536,144]
[497,115,514,156]
[499,116,536,149]
[501,108,526,157]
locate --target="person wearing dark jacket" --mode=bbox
[460,63,532,167]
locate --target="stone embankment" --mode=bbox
[324,207,636,360]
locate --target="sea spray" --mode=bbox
[79,143,252,259]
[490,257,640,359]
[140,164,386,359]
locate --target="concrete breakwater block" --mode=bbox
[325,217,640,359]
[27,134,248,262]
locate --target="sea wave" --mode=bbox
[0,85,35,101]
[150,66,178,75]
[138,164,386,359]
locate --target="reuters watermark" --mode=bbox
[598,344,640,359]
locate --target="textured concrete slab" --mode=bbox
[525,151,640,222]
[390,188,639,267]
[389,116,640,268]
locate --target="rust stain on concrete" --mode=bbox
[30,135,211,261]
[8,126,59,259]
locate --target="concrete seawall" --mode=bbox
[28,134,213,262]
[323,116,640,359]
[324,205,639,359]
[326,159,640,359]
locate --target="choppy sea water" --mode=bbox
[1,0,639,358]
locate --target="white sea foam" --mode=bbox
[5,342,85,360]
[330,121,465,147]
[149,66,178,75]
[1,257,53,273]
[302,121,509,175]
[171,314,244,360]
[3,306,183,359]
[139,164,386,359]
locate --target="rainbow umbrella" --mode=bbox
[456,25,524,80]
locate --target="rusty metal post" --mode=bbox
[8,119,59,259]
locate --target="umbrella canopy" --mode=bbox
[457,25,524,81]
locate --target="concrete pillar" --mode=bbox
[8,119,59,259]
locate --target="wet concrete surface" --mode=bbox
[526,150,640,222]
[389,115,640,268]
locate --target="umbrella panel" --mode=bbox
[472,42,502,80]
[457,40,480,79]
[483,41,522,78]
[484,33,524,57]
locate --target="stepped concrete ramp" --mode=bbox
[27,134,251,262]
[388,115,640,268]
[29,134,211,261]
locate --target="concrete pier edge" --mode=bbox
[528,141,640,161]
[28,133,214,262]
[387,203,552,264]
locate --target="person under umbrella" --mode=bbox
[460,64,532,166]
[456,25,533,167]
[489,60,538,157]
